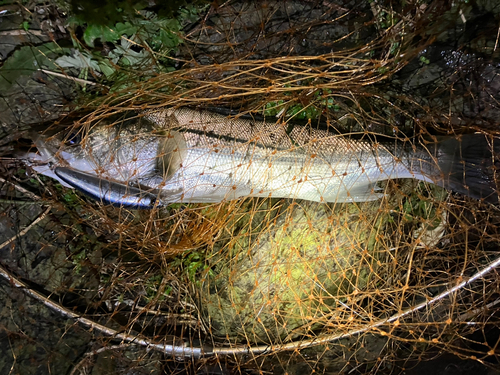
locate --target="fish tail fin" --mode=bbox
[422,134,500,203]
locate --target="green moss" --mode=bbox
[200,199,387,344]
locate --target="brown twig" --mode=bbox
[0,177,42,201]
[0,205,51,251]
[39,69,108,88]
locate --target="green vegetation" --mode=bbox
[59,4,206,87]
[66,0,205,26]
[144,274,172,302]
[419,55,431,65]
[0,43,70,92]
[263,87,340,120]
[171,249,214,285]
[0,1,207,94]
[400,182,447,227]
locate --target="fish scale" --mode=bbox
[146,108,417,203]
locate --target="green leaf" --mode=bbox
[120,56,131,66]
[389,42,400,56]
[419,56,430,65]
[98,60,117,78]
[159,65,176,73]
[161,18,181,32]
[159,29,175,48]
[115,22,138,37]
[178,4,204,24]
[56,50,100,71]
[0,42,69,92]
[83,24,121,47]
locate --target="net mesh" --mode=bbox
[1,1,500,374]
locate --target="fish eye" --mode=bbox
[65,131,82,146]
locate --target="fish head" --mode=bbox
[29,112,187,191]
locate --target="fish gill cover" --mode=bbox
[1,1,500,374]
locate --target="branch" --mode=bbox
[39,69,108,88]
[0,177,42,201]
[0,264,209,358]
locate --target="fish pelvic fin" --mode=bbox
[333,183,385,203]
[420,134,500,203]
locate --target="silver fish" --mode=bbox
[28,108,498,207]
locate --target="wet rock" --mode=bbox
[201,199,385,344]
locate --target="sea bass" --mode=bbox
[29,107,499,208]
